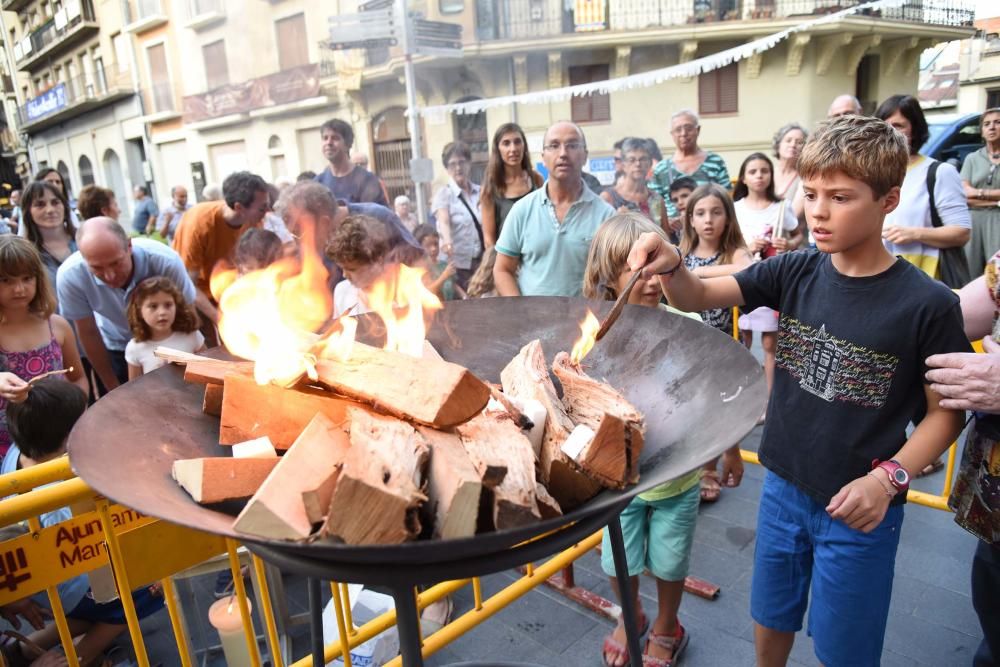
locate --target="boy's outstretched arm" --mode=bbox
[628,232,745,313]
[827,385,965,533]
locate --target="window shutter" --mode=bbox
[569,64,610,123]
[276,13,309,71]
[698,63,737,114]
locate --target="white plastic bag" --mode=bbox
[323,585,399,667]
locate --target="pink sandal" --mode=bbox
[601,611,649,667]
[642,624,689,667]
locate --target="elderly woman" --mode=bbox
[394,194,418,233]
[601,137,668,233]
[961,107,1000,276]
[772,123,807,219]
[877,94,971,288]
[649,109,731,222]
[433,141,482,290]
[927,250,1000,666]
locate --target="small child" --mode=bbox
[678,184,754,503]
[1,380,163,666]
[412,224,458,300]
[628,116,970,667]
[732,152,802,421]
[666,176,697,243]
[125,276,205,379]
[466,247,497,298]
[583,211,723,667]
[327,214,392,319]
[234,227,283,275]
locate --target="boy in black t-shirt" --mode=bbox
[627,116,971,667]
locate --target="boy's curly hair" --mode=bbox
[798,115,907,199]
[126,276,200,342]
[326,214,391,267]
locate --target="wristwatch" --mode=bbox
[872,459,910,493]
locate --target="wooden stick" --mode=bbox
[153,347,220,364]
[28,368,72,385]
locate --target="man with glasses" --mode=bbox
[57,217,195,389]
[172,171,270,332]
[649,109,731,219]
[494,121,614,297]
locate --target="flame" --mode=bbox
[210,212,441,387]
[570,310,600,365]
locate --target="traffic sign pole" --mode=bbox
[398,0,429,227]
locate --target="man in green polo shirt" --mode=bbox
[494,121,615,297]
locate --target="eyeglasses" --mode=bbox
[446,160,468,169]
[543,141,584,153]
[671,124,699,135]
[623,156,651,165]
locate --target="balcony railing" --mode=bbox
[474,0,975,41]
[18,61,132,129]
[123,0,168,32]
[14,0,97,70]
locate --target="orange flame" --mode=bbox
[570,310,600,365]
[366,264,442,358]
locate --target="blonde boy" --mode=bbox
[627,116,971,667]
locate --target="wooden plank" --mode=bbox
[418,427,482,539]
[172,457,279,504]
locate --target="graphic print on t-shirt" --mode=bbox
[776,316,899,408]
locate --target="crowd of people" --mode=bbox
[0,93,996,666]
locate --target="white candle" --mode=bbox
[208,597,254,667]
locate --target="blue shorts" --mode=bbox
[750,471,903,667]
[68,587,164,625]
[600,484,699,582]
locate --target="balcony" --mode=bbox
[18,62,133,133]
[182,63,323,127]
[14,0,98,72]
[141,80,182,123]
[123,0,169,34]
[183,0,225,30]
[474,0,975,41]
[1,0,32,15]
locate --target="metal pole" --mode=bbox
[308,578,325,667]
[390,585,425,667]
[606,515,643,667]
[397,0,428,227]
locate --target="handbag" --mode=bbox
[761,201,785,259]
[926,160,973,289]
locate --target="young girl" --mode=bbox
[679,184,754,503]
[0,236,87,456]
[413,224,458,301]
[732,152,800,423]
[125,277,205,379]
[582,212,743,667]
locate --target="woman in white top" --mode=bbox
[433,141,482,291]
[876,95,971,282]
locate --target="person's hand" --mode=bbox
[627,232,677,278]
[771,237,790,253]
[720,446,744,488]
[442,243,454,260]
[0,372,29,404]
[668,216,683,233]
[926,337,1000,412]
[31,649,68,667]
[750,237,769,254]
[882,225,921,245]
[826,473,892,533]
[0,598,51,630]
[441,263,456,280]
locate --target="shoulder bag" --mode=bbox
[926,160,972,289]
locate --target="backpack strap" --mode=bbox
[926,159,942,228]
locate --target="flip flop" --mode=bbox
[642,624,689,667]
[602,611,649,667]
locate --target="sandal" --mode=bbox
[699,470,721,503]
[916,458,944,478]
[602,611,649,667]
[642,624,689,667]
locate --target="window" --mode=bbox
[146,43,173,112]
[988,88,1000,110]
[439,0,463,13]
[568,64,610,124]
[698,62,738,115]
[275,13,308,70]
[202,40,229,89]
[113,33,130,73]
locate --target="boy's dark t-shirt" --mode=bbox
[734,251,971,506]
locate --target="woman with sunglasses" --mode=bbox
[961,107,1000,276]
[600,137,669,236]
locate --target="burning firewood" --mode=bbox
[322,409,430,544]
[458,411,541,530]
[172,456,279,504]
[501,340,602,510]
[313,341,490,428]
[183,359,254,385]
[419,427,482,539]
[234,413,350,541]
[552,352,645,489]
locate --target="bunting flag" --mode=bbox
[414,0,934,118]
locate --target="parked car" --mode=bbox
[922,112,983,169]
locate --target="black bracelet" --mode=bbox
[656,245,684,276]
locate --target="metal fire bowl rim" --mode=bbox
[67,296,765,566]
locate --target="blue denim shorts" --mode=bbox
[750,471,903,667]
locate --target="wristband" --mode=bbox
[866,471,895,497]
[656,245,684,277]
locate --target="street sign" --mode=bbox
[409,157,434,184]
[413,19,462,58]
[327,8,396,51]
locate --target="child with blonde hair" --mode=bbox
[584,211,739,667]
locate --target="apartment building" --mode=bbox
[957,16,1000,112]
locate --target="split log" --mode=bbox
[552,352,645,489]
[202,384,224,417]
[322,409,429,545]
[500,340,602,510]
[172,457,278,504]
[231,436,277,459]
[535,482,562,520]
[313,342,490,428]
[419,427,482,539]
[234,413,350,541]
[457,412,539,530]
[184,359,253,385]
[220,372,357,450]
